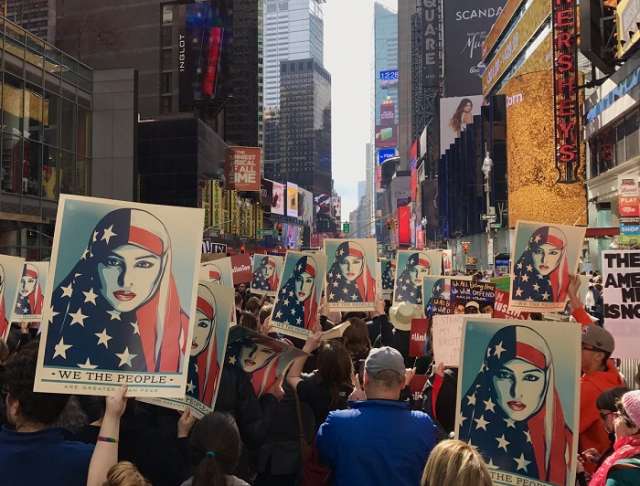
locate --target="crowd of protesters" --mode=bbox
[0,272,639,486]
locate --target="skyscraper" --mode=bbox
[277,58,331,197]
[263,0,325,110]
[398,0,417,170]
[5,0,56,42]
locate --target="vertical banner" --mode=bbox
[552,0,580,183]
[602,250,640,359]
[455,318,580,486]
[287,183,299,218]
[324,239,378,312]
[397,206,411,247]
[35,195,204,397]
[225,146,261,192]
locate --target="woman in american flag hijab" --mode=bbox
[14,263,44,317]
[44,208,189,373]
[395,252,431,305]
[458,325,572,485]
[187,283,220,407]
[512,226,569,304]
[251,256,279,292]
[327,241,376,304]
[200,263,223,285]
[381,259,395,295]
[272,255,318,332]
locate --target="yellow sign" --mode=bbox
[616,0,640,59]
[482,0,550,95]
[211,180,223,232]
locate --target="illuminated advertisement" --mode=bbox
[375,125,397,149]
[377,148,396,164]
[440,95,484,155]
[315,193,331,215]
[379,69,399,89]
[298,187,314,226]
[552,0,580,183]
[286,182,299,218]
[224,146,261,192]
[271,182,285,215]
[397,205,411,247]
[179,2,229,110]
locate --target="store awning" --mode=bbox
[585,227,620,238]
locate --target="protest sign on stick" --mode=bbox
[0,254,25,340]
[250,255,283,297]
[12,261,49,323]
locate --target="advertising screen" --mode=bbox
[440,95,484,155]
[286,182,299,218]
[379,69,399,89]
[375,125,397,149]
[377,148,396,164]
[271,182,285,215]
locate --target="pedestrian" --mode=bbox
[316,346,438,486]
[421,439,492,486]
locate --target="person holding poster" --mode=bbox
[13,262,47,320]
[37,195,203,397]
[510,222,586,312]
[325,239,377,310]
[457,320,579,486]
[271,252,326,339]
[250,255,281,295]
[395,251,435,305]
[0,255,24,340]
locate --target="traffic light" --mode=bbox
[276,223,283,238]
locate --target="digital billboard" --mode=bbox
[286,182,299,218]
[271,182,285,215]
[377,148,396,165]
[440,95,484,155]
[375,125,397,149]
[379,69,399,89]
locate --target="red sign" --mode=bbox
[230,254,252,285]
[397,206,411,247]
[225,146,261,191]
[619,197,640,218]
[409,374,428,398]
[493,289,530,320]
[552,0,580,183]
[409,319,429,357]
[202,27,223,97]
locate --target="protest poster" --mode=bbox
[493,289,530,320]
[394,250,443,306]
[226,325,306,397]
[602,250,640,358]
[12,261,49,322]
[144,282,233,418]
[230,254,252,285]
[409,318,429,358]
[450,280,496,315]
[35,194,204,397]
[250,254,283,297]
[509,221,586,313]
[423,276,473,316]
[0,254,25,340]
[442,249,453,274]
[380,258,395,298]
[432,315,465,367]
[455,318,580,486]
[200,257,234,288]
[324,238,377,311]
[270,251,326,339]
[409,374,428,403]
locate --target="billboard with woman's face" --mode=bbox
[439,95,484,155]
[35,195,204,397]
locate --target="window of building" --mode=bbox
[160,48,173,71]
[24,139,42,196]
[589,108,640,177]
[160,95,172,114]
[162,4,174,24]
[161,72,172,94]
[42,145,59,200]
[161,26,172,47]
[1,135,22,193]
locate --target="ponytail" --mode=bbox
[192,453,226,486]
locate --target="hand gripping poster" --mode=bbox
[393,250,443,306]
[250,254,283,297]
[455,318,580,486]
[380,258,395,298]
[0,255,25,340]
[324,238,377,311]
[226,326,306,397]
[12,261,49,322]
[200,257,234,288]
[35,195,204,397]
[270,251,326,339]
[509,222,586,313]
[145,282,233,418]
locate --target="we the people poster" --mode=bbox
[12,261,49,322]
[270,251,326,339]
[394,250,443,306]
[602,250,640,358]
[0,255,24,340]
[226,326,306,397]
[509,221,586,313]
[35,194,204,397]
[380,258,395,298]
[324,238,377,311]
[455,318,580,486]
[200,257,234,288]
[146,282,233,418]
[250,254,283,297]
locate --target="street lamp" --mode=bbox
[482,145,495,271]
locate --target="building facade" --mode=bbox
[262,0,325,110]
[5,0,55,42]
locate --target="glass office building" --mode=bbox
[0,17,92,259]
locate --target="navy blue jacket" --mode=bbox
[0,427,93,486]
[317,400,437,486]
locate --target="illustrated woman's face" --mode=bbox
[295,272,314,301]
[410,264,429,286]
[240,343,276,373]
[19,275,36,297]
[493,358,546,422]
[340,255,364,282]
[264,263,275,279]
[98,244,163,313]
[532,243,563,276]
[191,309,215,357]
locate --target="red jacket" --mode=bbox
[579,359,624,458]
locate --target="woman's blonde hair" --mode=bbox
[421,440,492,486]
[103,461,151,486]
